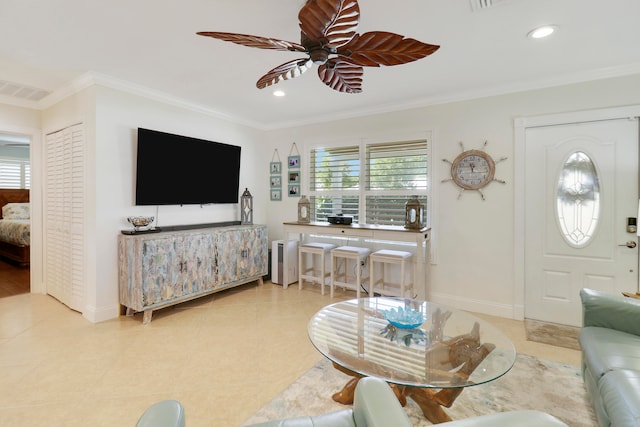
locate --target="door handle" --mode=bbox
[619,241,637,248]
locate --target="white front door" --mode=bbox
[524,118,639,326]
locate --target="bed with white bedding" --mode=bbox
[0,191,30,266]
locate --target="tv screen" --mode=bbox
[135,128,241,205]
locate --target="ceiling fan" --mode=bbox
[197,0,440,93]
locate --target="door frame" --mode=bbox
[0,124,43,294]
[514,105,640,320]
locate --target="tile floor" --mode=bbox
[0,282,581,427]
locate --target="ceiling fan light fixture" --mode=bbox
[528,25,557,39]
[198,0,439,94]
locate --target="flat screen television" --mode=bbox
[135,128,241,206]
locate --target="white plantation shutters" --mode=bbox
[309,138,428,225]
[45,123,85,312]
[365,140,428,226]
[309,145,360,222]
[0,158,30,188]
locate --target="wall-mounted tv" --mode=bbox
[135,128,241,206]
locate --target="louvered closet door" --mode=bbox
[44,123,84,312]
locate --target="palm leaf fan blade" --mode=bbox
[257,59,313,89]
[338,32,440,67]
[299,0,360,48]
[196,32,306,52]
[318,60,363,93]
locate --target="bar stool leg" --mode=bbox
[369,260,374,296]
[319,250,325,296]
[298,249,304,290]
[355,257,361,299]
[400,259,406,297]
[330,254,336,298]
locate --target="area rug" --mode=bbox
[525,319,581,351]
[241,354,596,426]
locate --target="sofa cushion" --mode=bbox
[437,410,568,426]
[246,410,355,427]
[599,370,640,427]
[580,326,640,379]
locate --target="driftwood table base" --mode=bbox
[308,299,515,425]
[331,363,454,424]
[329,321,496,424]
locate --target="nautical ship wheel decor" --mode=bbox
[442,141,507,200]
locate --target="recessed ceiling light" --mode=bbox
[273,90,286,97]
[528,25,557,39]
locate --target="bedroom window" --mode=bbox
[0,158,30,189]
[309,138,428,225]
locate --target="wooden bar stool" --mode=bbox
[369,249,414,298]
[330,246,371,298]
[298,242,336,295]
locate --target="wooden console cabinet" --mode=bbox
[118,224,267,324]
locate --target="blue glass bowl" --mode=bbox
[382,307,425,329]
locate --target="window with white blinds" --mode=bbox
[0,158,30,189]
[309,138,428,225]
[309,145,360,222]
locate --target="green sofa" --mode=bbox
[579,288,640,426]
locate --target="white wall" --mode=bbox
[262,73,640,319]
[37,85,266,321]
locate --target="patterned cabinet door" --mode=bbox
[182,232,216,293]
[141,236,183,307]
[237,226,268,278]
[215,229,240,284]
[215,226,268,285]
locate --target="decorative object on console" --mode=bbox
[328,214,353,225]
[197,0,440,94]
[241,188,253,225]
[442,140,507,200]
[404,196,425,229]
[298,195,311,223]
[127,216,154,231]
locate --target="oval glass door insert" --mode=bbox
[556,151,600,247]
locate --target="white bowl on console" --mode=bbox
[127,216,154,231]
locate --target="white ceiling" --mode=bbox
[1,0,640,130]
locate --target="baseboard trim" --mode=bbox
[83,304,120,323]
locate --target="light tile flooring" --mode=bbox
[0,282,581,427]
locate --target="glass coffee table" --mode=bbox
[308,297,516,424]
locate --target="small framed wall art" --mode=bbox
[270,161,282,174]
[270,149,283,202]
[288,184,300,196]
[288,155,300,169]
[271,189,282,201]
[288,142,301,197]
[288,171,300,184]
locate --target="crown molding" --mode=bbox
[261,62,640,131]
[35,71,263,130]
[5,62,640,132]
